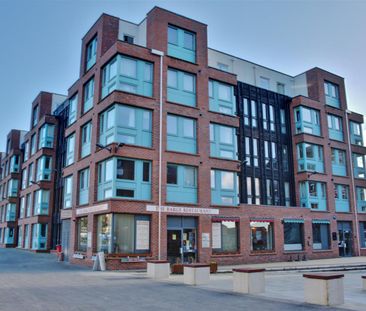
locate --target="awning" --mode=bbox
[312,219,330,224]
[212,216,240,222]
[283,219,304,224]
[250,218,274,223]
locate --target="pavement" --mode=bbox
[0,248,364,311]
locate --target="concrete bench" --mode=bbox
[147,260,170,279]
[183,264,210,285]
[362,276,366,291]
[233,268,265,294]
[303,273,344,306]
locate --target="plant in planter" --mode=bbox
[210,261,218,273]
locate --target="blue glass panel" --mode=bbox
[209,80,236,116]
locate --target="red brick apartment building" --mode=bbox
[1,7,366,270]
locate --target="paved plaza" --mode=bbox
[0,249,365,311]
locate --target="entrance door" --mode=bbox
[61,220,71,261]
[337,221,353,257]
[167,230,182,264]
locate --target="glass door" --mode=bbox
[182,229,196,263]
[337,222,353,256]
[167,230,182,264]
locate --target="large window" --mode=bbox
[67,94,78,126]
[39,124,55,149]
[350,121,363,146]
[99,104,152,148]
[98,157,151,201]
[77,217,88,252]
[356,187,366,213]
[83,78,94,114]
[211,169,239,206]
[331,148,347,176]
[353,153,366,179]
[212,220,239,253]
[283,220,304,251]
[360,222,366,248]
[312,221,330,250]
[167,164,197,204]
[31,223,48,250]
[209,79,236,116]
[297,143,324,173]
[9,155,19,173]
[32,105,39,128]
[300,181,327,211]
[334,184,350,212]
[102,55,153,98]
[167,25,196,63]
[65,134,75,166]
[79,168,90,205]
[167,69,196,107]
[324,81,340,108]
[63,175,73,209]
[167,114,196,154]
[36,156,52,181]
[250,221,274,251]
[86,36,97,70]
[33,190,50,215]
[294,106,320,136]
[81,121,92,158]
[328,114,344,141]
[210,123,237,160]
[97,214,150,254]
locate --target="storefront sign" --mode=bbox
[146,205,219,215]
[136,220,150,250]
[72,253,85,259]
[212,222,222,249]
[202,233,210,248]
[76,203,109,216]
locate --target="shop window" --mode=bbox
[212,220,239,253]
[250,221,274,251]
[283,220,304,251]
[312,221,330,250]
[77,217,88,252]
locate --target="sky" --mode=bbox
[0,0,365,150]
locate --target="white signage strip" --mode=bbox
[76,203,109,216]
[136,220,150,250]
[146,205,219,215]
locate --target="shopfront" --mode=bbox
[167,216,197,264]
[337,221,353,257]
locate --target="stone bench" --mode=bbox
[303,273,344,306]
[147,260,170,279]
[183,264,210,285]
[362,276,366,291]
[233,268,265,294]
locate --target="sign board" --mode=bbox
[136,220,150,250]
[212,223,222,249]
[146,205,219,215]
[76,203,109,216]
[202,233,210,248]
[72,253,85,259]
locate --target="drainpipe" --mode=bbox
[151,49,164,260]
[345,109,361,256]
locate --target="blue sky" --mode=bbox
[0,0,365,150]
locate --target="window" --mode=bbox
[167,68,196,107]
[269,105,275,132]
[86,36,97,70]
[350,121,363,146]
[83,78,94,113]
[324,81,340,108]
[259,77,270,90]
[280,109,286,134]
[167,114,196,154]
[282,145,289,171]
[31,223,48,250]
[300,181,327,211]
[26,193,32,217]
[211,169,239,206]
[24,142,29,162]
[77,217,88,252]
[99,104,152,148]
[217,62,229,71]
[79,168,90,205]
[209,80,236,116]
[277,82,285,95]
[212,220,239,253]
[356,187,366,213]
[63,175,73,209]
[297,143,324,173]
[283,221,304,251]
[39,124,55,149]
[123,35,134,44]
[328,114,344,141]
[262,103,268,130]
[36,156,52,181]
[68,94,78,126]
[7,179,18,197]
[101,55,153,98]
[334,184,350,212]
[360,222,366,248]
[30,134,36,155]
[28,163,34,186]
[353,153,366,179]
[312,222,330,250]
[9,155,19,173]
[250,221,274,251]
[266,179,272,205]
[81,122,92,158]
[20,197,25,219]
[65,134,75,166]
[97,158,151,201]
[33,190,50,215]
[21,168,27,190]
[331,148,347,176]
[32,105,39,128]
[284,182,291,207]
[167,25,196,63]
[294,106,321,136]
[166,164,197,204]
[210,123,237,160]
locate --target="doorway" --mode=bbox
[337,221,353,257]
[167,216,197,264]
[61,219,71,261]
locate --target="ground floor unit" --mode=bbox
[58,202,366,270]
